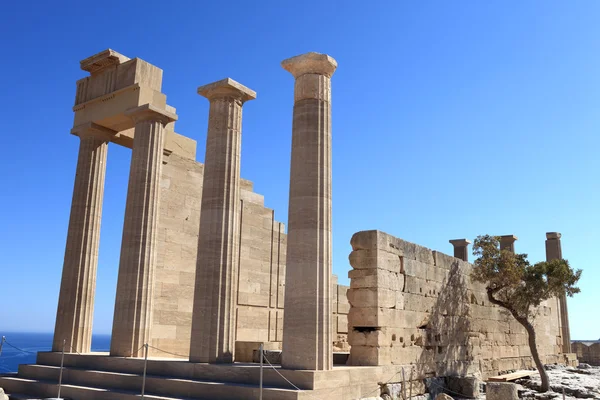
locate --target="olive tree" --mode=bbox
[472,235,581,392]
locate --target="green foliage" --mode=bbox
[472,234,582,319]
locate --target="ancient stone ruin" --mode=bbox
[0,49,578,399]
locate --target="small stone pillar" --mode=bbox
[281,52,337,371]
[486,382,518,400]
[189,78,256,363]
[499,235,518,253]
[449,239,471,262]
[53,123,115,353]
[110,104,177,357]
[546,232,571,353]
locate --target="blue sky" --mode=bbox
[0,1,598,340]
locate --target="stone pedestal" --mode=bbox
[449,239,471,262]
[53,123,115,353]
[499,235,518,253]
[281,52,337,371]
[486,382,518,400]
[189,79,256,363]
[546,232,571,353]
[110,104,177,357]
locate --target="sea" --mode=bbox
[0,332,111,373]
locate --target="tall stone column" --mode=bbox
[449,239,471,262]
[110,104,177,357]
[53,123,114,353]
[281,52,337,371]
[546,232,571,353]
[500,235,518,253]
[189,78,256,363]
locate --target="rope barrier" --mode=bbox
[147,345,188,359]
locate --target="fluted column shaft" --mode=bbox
[53,124,113,353]
[545,232,571,353]
[190,79,255,363]
[281,53,337,371]
[110,105,176,357]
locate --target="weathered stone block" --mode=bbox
[347,288,396,308]
[349,248,402,272]
[486,382,518,400]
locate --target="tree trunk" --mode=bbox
[486,289,550,393]
[519,317,550,392]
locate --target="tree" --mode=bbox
[471,235,581,393]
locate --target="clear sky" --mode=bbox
[0,1,598,340]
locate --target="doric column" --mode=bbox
[500,235,518,253]
[546,232,571,353]
[449,239,471,262]
[53,123,114,353]
[110,104,177,357]
[189,78,256,363]
[281,52,337,371]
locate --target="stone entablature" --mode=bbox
[347,230,571,379]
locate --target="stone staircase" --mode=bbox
[0,353,311,400]
[0,352,386,399]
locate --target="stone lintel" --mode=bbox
[281,52,338,79]
[70,122,117,141]
[449,239,472,247]
[125,104,178,125]
[80,49,130,75]
[197,78,256,103]
[546,232,562,240]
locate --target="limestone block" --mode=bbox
[435,394,453,400]
[486,382,518,400]
[337,314,348,334]
[403,259,430,280]
[396,238,435,264]
[349,268,404,291]
[350,230,403,256]
[404,275,428,295]
[348,328,388,347]
[347,288,396,308]
[349,345,390,366]
[349,248,402,272]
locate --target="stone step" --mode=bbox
[0,376,189,400]
[34,353,316,390]
[12,365,303,400]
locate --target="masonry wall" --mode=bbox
[149,150,349,357]
[572,342,600,366]
[347,230,568,379]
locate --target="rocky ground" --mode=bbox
[515,364,600,399]
[446,364,600,400]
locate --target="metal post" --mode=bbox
[141,343,149,399]
[259,343,264,400]
[409,367,413,399]
[401,367,406,400]
[57,339,65,399]
[0,336,5,356]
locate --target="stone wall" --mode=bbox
[347,230,566,379]
[572,342,600,366]
[149,148,349,357]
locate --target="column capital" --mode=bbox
[282,52,337,79]
[70,122,117,141]
[449,238,472,247]
[125,104,178,125]
[546,232,562,240]
[500,234,518,242]
[197,78,256,103]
